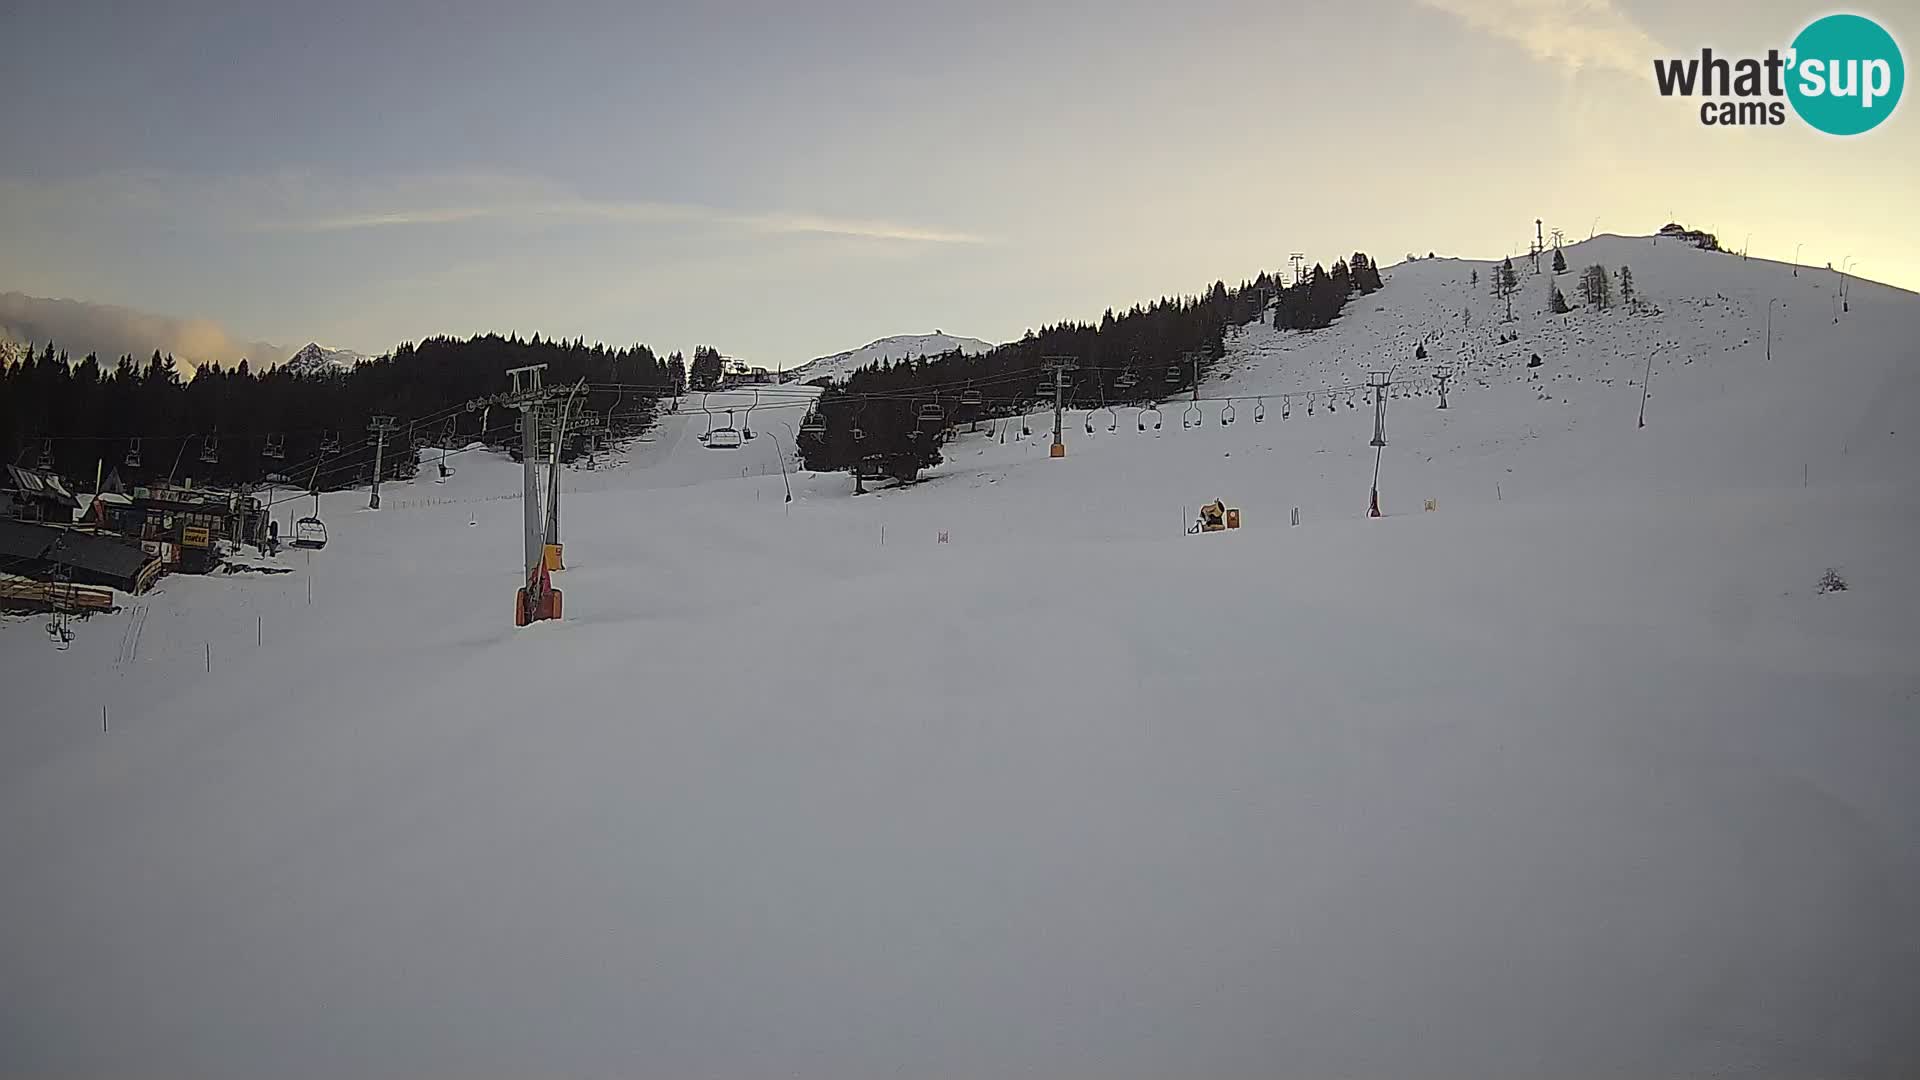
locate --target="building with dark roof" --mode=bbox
[0,519,163,594]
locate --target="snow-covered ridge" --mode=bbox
[795,331,994,381]
[278,341,367,376]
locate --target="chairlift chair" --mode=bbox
[125,437,143,467]
[1116,370,1140,390]
[1221,401,1236,426]
[706,426,742,449]
[959,388,983,408]
[1281,395,1291,419]
[291,515,329,549]
[320,430,340,453]
[200,431,220,464]
[264,433,286,459]
[1165,365,1183,383]
[1254,398,1266,423]
[1138,404,1163,431]
[918,402,946,424]
[800,414,827,437]
[37,439,54,469]
[1182,401,1202,429]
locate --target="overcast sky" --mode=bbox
[2,0,1913,367]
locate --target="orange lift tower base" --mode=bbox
[516,562,563,626]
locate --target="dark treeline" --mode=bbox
[1,333,695,492]
[1275,254,1384,330]
[797,253,1384,479]
[687,345,725,391]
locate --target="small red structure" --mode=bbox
[516,563,563,626]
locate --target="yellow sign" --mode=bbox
[182,526,211,548]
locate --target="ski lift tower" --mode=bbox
[1041,355,1079,458]
[1290,252,1307,287]
[367,415,399,508]
[471,365,562,626]
[1367,369,1392,518]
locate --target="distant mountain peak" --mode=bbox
[281,342,366,376]
[798,331,995,381]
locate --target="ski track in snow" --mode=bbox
[3,237,1918,1079]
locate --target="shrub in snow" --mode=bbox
[1816,568,1848,594]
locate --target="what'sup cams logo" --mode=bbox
[1653,13,1903,134]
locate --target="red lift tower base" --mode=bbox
[515,565,563,626]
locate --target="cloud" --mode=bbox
[0,169,985,245]
[1417,0,1663,78]
[268,194,990,245]
[0,291,290,370]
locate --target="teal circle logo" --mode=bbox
[1787,14,1904,135]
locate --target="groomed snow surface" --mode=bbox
[4,237,1918,1078]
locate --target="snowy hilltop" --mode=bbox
[795,330,993,382]
[278,341,367,376]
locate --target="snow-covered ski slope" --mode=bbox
[4,236,1918,1079]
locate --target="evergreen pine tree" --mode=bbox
[1552,247,1568,274]
[1580,265,1612,311]
[1618,265,1636,310]
[1496,256,1520,322]
[1550,282,1571,314]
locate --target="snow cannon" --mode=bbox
[1191,500,1238,533]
